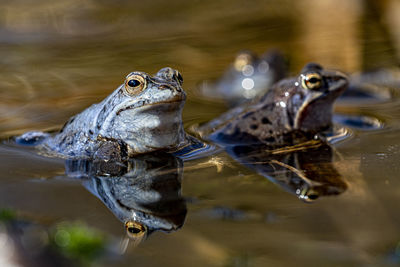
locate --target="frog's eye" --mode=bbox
[125,75,146,95]
[301,73,322,90]
[125,221,147,239]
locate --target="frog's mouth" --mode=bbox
[117,100,183,116]
[98,98,184,133]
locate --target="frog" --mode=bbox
[197,63,349,147]
[199,49,287,105]
[16,67,203,160]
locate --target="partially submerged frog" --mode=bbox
[17,67,203,160]
[199,50,286,105]
[198,63,349,146]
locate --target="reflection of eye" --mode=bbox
[125,221,147,239]
[125,75,146,95]
[297,187,319,202]
[302,73,322,90]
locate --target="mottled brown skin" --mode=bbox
[200,63,348,146]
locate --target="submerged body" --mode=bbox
[199,63,349,147]
[18,67,193,159]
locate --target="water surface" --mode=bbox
[1,0,400,266]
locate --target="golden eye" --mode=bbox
[124,75,146,95]
[301,73,322,90]
[125,221,147,239]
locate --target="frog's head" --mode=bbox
[96,67,186,155]
[282,63,348,132]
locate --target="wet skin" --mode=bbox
[199,63,349,147]
[17,67,194,160]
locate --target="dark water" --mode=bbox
[1,0,400,266]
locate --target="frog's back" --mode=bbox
[200,79,296,146]
[43,103,101,158]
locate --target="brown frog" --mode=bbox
[198,63,349,146]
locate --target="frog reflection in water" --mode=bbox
[226,143,347,201]
[65,152,186,243]
[199,63,349,147]
[199,50,287,105]
[17,67,204,160]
